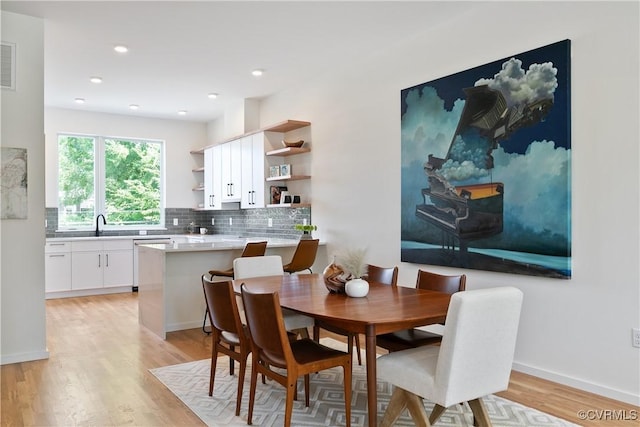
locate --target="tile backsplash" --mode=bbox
[46,207,311,239]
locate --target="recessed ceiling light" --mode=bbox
[178,110,187,116]
[208,93,218,99]
[74,98,85,104]
[90,76,103,84]
[252,69,264,77]
[129,104,139,110]
[114,45,129,53]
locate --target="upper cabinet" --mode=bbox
[203,145,223,210]
[193,120,311,210]
[220,139,242,202]
[241,134,266,209]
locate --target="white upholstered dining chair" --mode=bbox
[377,286,524,427]
[233,255,315,337]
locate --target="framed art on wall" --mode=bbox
[1,147,28,219]
[400,40,572,278]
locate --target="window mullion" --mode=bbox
[95,137,106,218]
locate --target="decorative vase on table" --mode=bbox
[300,231,312,240]
[345,277,369,298]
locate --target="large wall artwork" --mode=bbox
[1,147,28,219]
[401,40,571,279]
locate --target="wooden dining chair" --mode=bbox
[240,284,352,427]
[377,287,523,427]
[202,241,268,333]
[201,275,251,416]
[283,239,319,274]
[208,241,268,279]
[234,255,315,338]
[363,264,399,287]
[314,264,399,365]
[376,269,466,352]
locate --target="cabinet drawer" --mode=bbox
[45,241,71,253]
[71,240,103,251]
[103,239,133,251]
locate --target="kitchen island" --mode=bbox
[136,236,327,338]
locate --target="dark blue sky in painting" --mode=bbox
[400,39,571,155]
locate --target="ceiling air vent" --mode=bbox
[1,42,16,90]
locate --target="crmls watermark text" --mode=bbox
[577,409,638,421]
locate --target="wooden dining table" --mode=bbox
[232,273,451,427]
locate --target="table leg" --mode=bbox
[365,326,377,427]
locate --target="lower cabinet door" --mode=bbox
[103,250,133,287]
[71,252,103,290]
[45,253,72,292]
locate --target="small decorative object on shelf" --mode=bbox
[280,163,291,177]
[269,165,281,178]
[340,248,369,297]
[282,139,304,148]
[270,186,288,204]
[295,223,317,239]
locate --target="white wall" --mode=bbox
[260,2,640,404]
[44,108,208,209]
[0,12,48,364]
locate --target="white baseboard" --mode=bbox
[46,286,132,299]
[512,362,640,406]
[1,349,50,365]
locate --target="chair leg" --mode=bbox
[404,391,430,427]
[229,346,235,376]
[381,387,432,427]
[380,387,409,427]
[429,404,447,425]
[353,333,362,365]
[235,354,248,416]
[247,360,259,425]
[202,307,211,334]
[304,373,310,407]
[343,361,352,427]
[284,378,297,427]
[468,398,492,427]
[209,344,218,396]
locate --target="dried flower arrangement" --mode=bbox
[338,247,368,279]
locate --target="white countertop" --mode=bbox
[137,236,305,253]
[46,234,175,242]
[139,237,298,253]
[47,234,319,252]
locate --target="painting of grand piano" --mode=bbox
[401,40,571,278]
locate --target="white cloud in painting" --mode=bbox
[492,140,570,237]
[401,86,463,168]
[475,58,558,107]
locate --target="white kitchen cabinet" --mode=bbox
[192,120,311,211]
[71,240,133,290]
[103,248,134,287]
[45,241,72,292]
[204,145,223,210]
[241,133,266,209]
[221,138,242,202]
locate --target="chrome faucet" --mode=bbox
[95,214,107,236]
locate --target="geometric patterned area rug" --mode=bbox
[150,339,579,427]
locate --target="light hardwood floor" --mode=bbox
[1,292,637,426]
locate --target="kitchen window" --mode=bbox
[57,134,164,230]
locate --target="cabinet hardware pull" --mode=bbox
[49,243,66,246]
[98,254,101,267]
[106,254,109,267]
[49,254,65,258]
